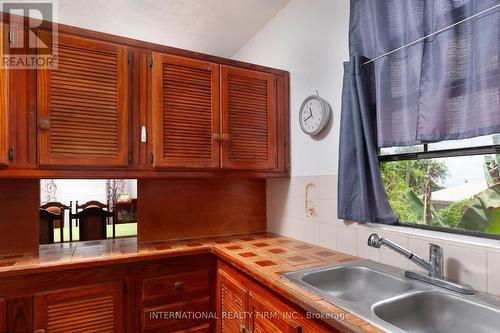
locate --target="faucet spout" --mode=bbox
[367,233,433,274]
[367,233,474,294]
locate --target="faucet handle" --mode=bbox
[429,243,442,254]
[429,243,443,278]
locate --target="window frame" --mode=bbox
[379,142,500,241]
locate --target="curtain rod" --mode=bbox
[362,2,500,66]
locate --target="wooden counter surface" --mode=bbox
[0,233,382,333]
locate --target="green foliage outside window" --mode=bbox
[380,152,500,235]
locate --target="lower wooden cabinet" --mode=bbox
[0,297,5,332]
[216,261,337,333]
[0,256,336,333]
[0,254,215,333]
[248,292,301,333]
[138,259,215,333]
[218,271,248,332]
[34,281,124,333]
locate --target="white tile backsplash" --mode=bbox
[303,221,320,245]
[267,175,498,294]
[336,225,357,256]
[487,248,500,296]
[319,175,335,200]
[442,241,488,292]
[319,223,337,249]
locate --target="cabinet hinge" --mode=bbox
[149,152,154,164]
[123,282,128,295]
[128,52,132,65]
[148,55,153,67]
[8,31,14,44]
[8,146,14,161]
[128,151,132,163]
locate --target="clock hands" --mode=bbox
[304,107,314,121]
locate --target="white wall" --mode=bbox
[233,0,500,295]
[233,0,349,176]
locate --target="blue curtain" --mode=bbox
[350,0,500,147]
[338,0,499,223]
[338,57,398,224]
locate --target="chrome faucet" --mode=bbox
[367,233,474,295]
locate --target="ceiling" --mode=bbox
[54,0,290,57]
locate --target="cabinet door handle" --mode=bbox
[213,133,221,141]
[38,119,50,130]
[222,133,231,141]
[174,281,184,291]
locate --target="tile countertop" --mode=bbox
[0,233,381,333]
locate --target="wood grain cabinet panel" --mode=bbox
[0,23,8,166]
[248,292,301,333]
[171,323,211,333]
[217,271,248,333]
[152,53,220,168]
[36,32,129,166]
[216,262,336,333]
[142,269,210,301]
[34,281,124,333]
[221,66,277,170]
[0,297,5,332]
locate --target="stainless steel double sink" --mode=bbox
[282,260,500,333]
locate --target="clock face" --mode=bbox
[299,97,330,135]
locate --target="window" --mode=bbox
[379,134,500,239]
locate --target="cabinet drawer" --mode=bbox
[142,296,211,330]
[142,269,210,301]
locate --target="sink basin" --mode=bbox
[373,291,500,333]
[282,260,500,332]
[301,265,413,304]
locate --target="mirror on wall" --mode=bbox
[39,179,138,245]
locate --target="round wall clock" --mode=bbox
[299,95,331,136]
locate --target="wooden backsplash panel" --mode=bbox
[0,179,39,255]
[138,178,266,242]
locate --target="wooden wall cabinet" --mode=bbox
[216,261,336,333]
[34,281,124,333]
[1,15,289,177]
[152,53,220,168]
[37,32,130,167]
[152,54,280,172]
[221,66,277,170]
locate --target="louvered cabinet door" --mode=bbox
[37,33,129,166]
[34,282,124,333]
[221,66,277,170]
[218,273,248,333]
[248,292,301,333]
[152,53,220,168]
